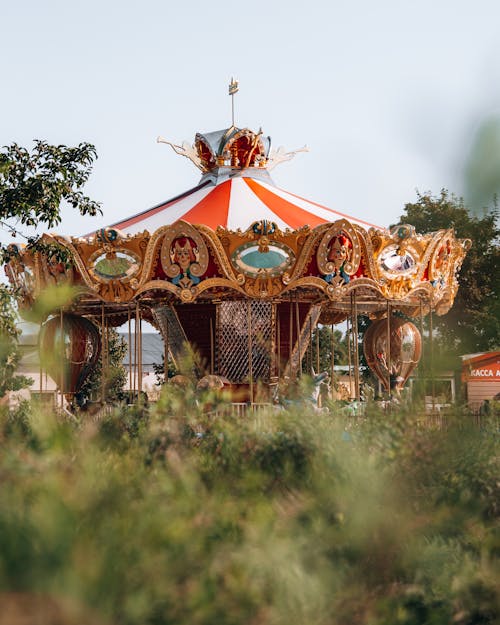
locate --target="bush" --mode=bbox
[0,399,498,624]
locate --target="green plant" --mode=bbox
[0,399,498,624]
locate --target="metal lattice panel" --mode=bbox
[217,301,273,383]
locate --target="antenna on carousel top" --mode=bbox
[228,77,239,127]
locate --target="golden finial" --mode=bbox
[228,77,239,126]
[228,77,239,95]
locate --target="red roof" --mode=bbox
[112,177,378,234]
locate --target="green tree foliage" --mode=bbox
[0,286,32,398]
[397,190,499,358]
[309,325,348,373]
[0,140,100,249]
[152,353,177,386]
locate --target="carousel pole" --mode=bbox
[386,301,391,397]
[270,303,277,381]
[352,292,360,402]
[429,300,435,414]
[165,307,170,381]
[295,299,302,378]
[128,307,132,400]
[101,303,105,403]
[330,323,335,401]
[277,306,281,379]
[104,311,109,402]
[210,317,214,375]
[133,304,138,396]
[346,316,353,399]
[60,309,64,409]
[309,315,313,373]
[247,300,253,404]
[136,303,142,395]
[39,323,43,398]
[315,318,321,407]
[419,298,425,399]
[140,314,143,394]
[289,298,293,377]
[105,317,109,390]
[316,323,320,373]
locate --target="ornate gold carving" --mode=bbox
[45,235,96,292]
[40,252,74,287]
[428,230,453,283]
[98,279,136,302]
[243,274,283,298]
[134,280,179,299]
[93,227,125,246]
[160,221,209,289]
[317,220,362,288]
[5,216,471,318]
[282,276,329,296]
[198,224,242,280]
[369,228,385,257]
[195,278,247,298]
[5,248,36,306]
[285,223,328,282]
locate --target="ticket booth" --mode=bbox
[461,352,500,413]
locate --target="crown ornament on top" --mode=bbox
[157,128,308,173]
[157,82,307,175]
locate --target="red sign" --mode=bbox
[466,362,500,381]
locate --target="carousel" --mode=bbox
[5,84,471,406]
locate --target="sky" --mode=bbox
[1,0,500,244]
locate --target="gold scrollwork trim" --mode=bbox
[356,225,379,279]
[428,230,455,282]
[282,276,329,295]
[139,228,172,286]
[286,224,329,281]
[316,219,362,276]
[196,277,247,297]
[49,234,96,292]
[197,224,242,280]
[134,280,179,298]
[417,230,449,282]
[134,277,247,302]
[161,221,209,278]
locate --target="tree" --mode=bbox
[0,140,100,249]
[306,325,348,376]
[0,140,101,396]
[152,353,177,386]
[397,190,499,360]
[0,286,32,398]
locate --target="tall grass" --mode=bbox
[0,393,498,625]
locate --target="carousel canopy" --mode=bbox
[111,126,378,234]
[111,172,378,234]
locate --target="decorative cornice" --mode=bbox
[5,218,470,318]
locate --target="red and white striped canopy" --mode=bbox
[112,177,378,234]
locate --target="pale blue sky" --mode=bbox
[1,0,499,241]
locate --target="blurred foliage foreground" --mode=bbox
[0,392,498,625]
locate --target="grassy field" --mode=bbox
[0,391,498,625]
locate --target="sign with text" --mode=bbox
[465,362,500,381]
